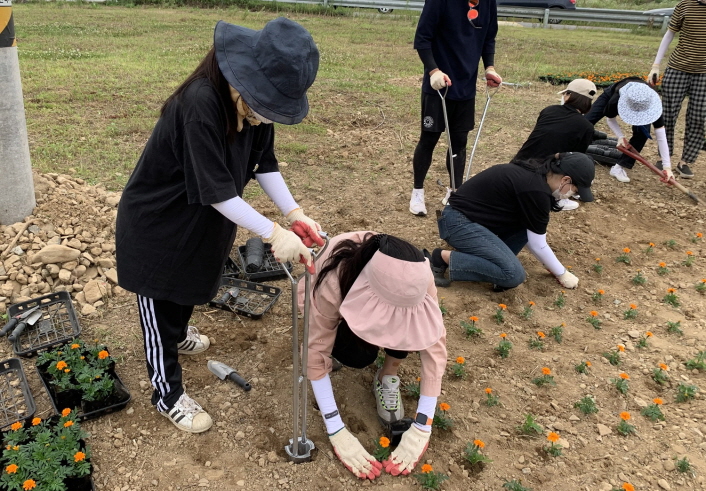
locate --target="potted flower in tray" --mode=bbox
[0,410,92,491]
[36,339,130,417]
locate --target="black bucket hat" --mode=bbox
[214,18,319,125]
[551,152,596,202]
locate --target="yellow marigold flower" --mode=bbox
[590,311,598,317]
[620,411,631,421]
[98,350,110,360]
[498,304,507,310]
[71,343,80,349]
[64,369,70,373]
[10,422,22,431]
[61,408,71,417]
[659,363,668,371]
[64,420,74,428]
[378,437,390,448]
[473,439,485,448]
[74,451,86,462]
[623,247,631,253]
[547,432,560,443]
[23,480,36,490]
[485,388,492,394]
[653,398,663,405]
[6,464,18,474]
[421,464,433,474]
[12,446,18,451]
[55,361,67,371]
[542,367,551,375]
[469,316,479,322]
[31,418,41,426]
[620,373,630,380]
[537,331,546,339]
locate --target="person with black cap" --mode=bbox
[427,153,595,290]
[513,78,597,211]
[116,18,322,433]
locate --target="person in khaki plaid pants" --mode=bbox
[648,0,706,179]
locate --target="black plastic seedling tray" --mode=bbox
[236,243,293,281]
[0,358,36,429]
[209,277,281,320]
[223,257,243,278]
[6,292,81,357]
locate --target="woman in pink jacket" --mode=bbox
[299,232,447,480]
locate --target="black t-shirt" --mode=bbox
[605,77,665,128]
[116,78,279,305]
[448,164,552,238]
[513,104,594,162]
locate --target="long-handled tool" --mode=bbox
[437,87,456,193]
[0,306,41,337]
[283,231,329,463]
[464,84,500,183]
[617,145,706,205]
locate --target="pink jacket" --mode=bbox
[297,231,447,397]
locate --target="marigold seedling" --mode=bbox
[675,456,694,476]
[550,323,564,343]
[631,270,647,285]
[574,360,591,374]
[603,350,621,367]
[461,316,483,338]
[691,232,702,244]
[685,351,706,371]
[652,364,670,385]
[644,242,655,254]
[484,387,500,407]
[574,396,598,415]
[432,402,453,430]
[451,356,466,379]
[641,399,665,422]
[503,480,532,491]
[683,251,695,267]
[616,247,632,264]
[623,304,638,320]
[414,464,448,490]
[404,378,421,398]
[544,432,562,457]
[493,304,507,324]
[463,439,492,466]
[528,332,545,351]
[666,320,683,336]
[664,239,678,249]
[611,373,630,394]
[676,383,698,403]
[592,289,605,303]
[520,301,535,320]
[696,279,706,295]
[657,261,670,276]
[495,333,512,359]
[587,311,602,329]
[517,413,543,435]
[438,298,448,316]
[532,367,555,387]
[663,288,680,307]
[554,291,566,308]
[372,436,391,461]
[616,411,635,436]
[612,483,636,491]
[593,258,603,274]
[375,351,385,369]
[636,332,652,349]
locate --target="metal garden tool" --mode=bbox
[617,145,706,206]
[464,84,501,182]
[207,360,251,391]
[0,305,40,337]
[8,309,42,342]
[437,87,457,194]
[283,231,329,463]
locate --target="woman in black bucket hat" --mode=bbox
[116,18,323,434]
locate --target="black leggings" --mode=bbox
[331,320,408,369]
[413,130,469,189]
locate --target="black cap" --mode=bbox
[552,152,595,202]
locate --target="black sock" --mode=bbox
[431,249,447,270]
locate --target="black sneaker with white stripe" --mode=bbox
[177,325,210,355]
[677,163,694,179]
[161,392,213,433]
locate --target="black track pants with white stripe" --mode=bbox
[137,295,193,412]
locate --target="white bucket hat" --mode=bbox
[617,82,662,126]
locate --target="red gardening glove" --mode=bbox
[290,221,324,248]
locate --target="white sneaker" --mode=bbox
[177,326,210,355]
[558,198,579,211]
[161,392,213,433]
[409,189,427,216]
[441,187,452,206]
[373,370,404,424]
[610,164,630,183]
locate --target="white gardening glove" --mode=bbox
[265,223,314,273]
[430,70,450,90]
[617,137,630,150]
[662,167,675,183]
[329,428,382,480]
[647,63,660,86]
[286,208,323,248]
[485,67,502,87]
[555,270,579,289]
[382,425,431,476]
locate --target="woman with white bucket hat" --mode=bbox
[585,77,674,183]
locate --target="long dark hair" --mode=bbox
[161,47,239,141]
[563,91,593,114]
[512,155,563,212]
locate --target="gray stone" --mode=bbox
[658,479,671,490]
[84,279,108,304]
[32,244,80,265]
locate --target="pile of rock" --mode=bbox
[0,172,125,315]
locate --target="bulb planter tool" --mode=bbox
[283,230,329,464]
[437,86,457,193]
[464,84,501,183]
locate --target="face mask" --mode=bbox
[252,110,273,125]
[552,181,573,200]
[560,96,565,106]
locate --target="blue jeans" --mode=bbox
[437,206,527,288]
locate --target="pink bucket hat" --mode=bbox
[338,251,444,352]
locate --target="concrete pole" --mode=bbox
[0,0,35,225]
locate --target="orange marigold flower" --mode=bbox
[686,251,693,256]
[697,233,703,238]
[485,388,493,394]
[421,464,433,474]
[61,408,71,417]
[623,483,635,491]
[6,464,18,474]
[528,301,535,306]
[597,289,605,295]
[12,446,18,451]
[629,304,637,309]
[659,262,667,268]
[537,331,546,339]
[701,279,706,284]
[379,437,390,448]
[500,333,507,338]
[10,422,22,431]
[498,304,507,310]
[620,411,631,421]
[64,420,74,428]
[74,451,86,462]
[416,377,421,382]
[474,439,485,448]
[5,445,10,450]
[649,242,655,247]
[439,402,450,412]
[55,361,67,371]
[585,361,592,367]
[71,343,80,349]
[547,432,560,443]
[98,350,109,360]
[595,258,601,261]
[31,418,41,426]
[23,480,36,490]
[542,367,551,375]
[623,247,631,253]
[456,356,465,364]
[620,373,630,380]
[469,316,479,322]
[659,363,668,371]
[64,369,70,373]
[590,311,598,317]
[653,398,663,405]
[646,331,653,337]
[617,345,625,352]
[667,288,676,293]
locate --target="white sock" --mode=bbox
[413,394,437,432]
[310,375,345,435]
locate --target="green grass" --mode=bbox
[12,2,664,190]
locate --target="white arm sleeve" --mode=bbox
[606,117,624,140]
[310,375,345,435]
[211,197,275,238]
[413,394,437,432]
[526,230,565,277]
[653,30,675,66]
[255,172,299,216]
[654,127,672,168]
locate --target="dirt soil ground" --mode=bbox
[2,80,706,491]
